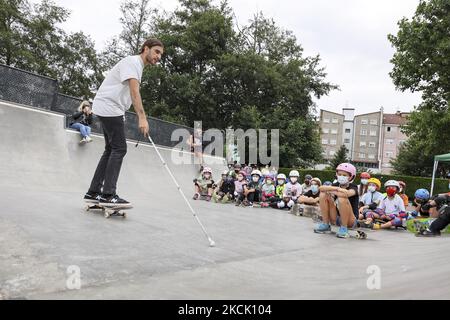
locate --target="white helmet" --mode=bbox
[222,170,229,175]
[385,180,400,189]
[251,170,262,177]
[277,173,287,180]
[202,167,212,174]
[289,170,300,178]
[311,177,322,186]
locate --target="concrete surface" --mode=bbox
[0,100,449,300]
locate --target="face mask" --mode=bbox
[337,175,349,185]
[361,179,368,185]
[204,174,211,179]
[278,180,285,185]
[311,185,319,194]
[290,178,298,184]
[386,187,397,197]
[368,186,376,193]
[252,176,260,183]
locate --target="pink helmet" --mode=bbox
[336,163,356,181]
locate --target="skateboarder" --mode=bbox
[83,39,164,207]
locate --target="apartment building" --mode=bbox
[320,110,345,161]
[319,107,409,173]
[380,112,409,174]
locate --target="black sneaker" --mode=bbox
[84,192,101,204]
[99,194,132,208]
[416,229,441,237]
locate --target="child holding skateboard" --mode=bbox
[314,163,360,239]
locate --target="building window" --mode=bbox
[344,139,350,144]
[386,126,391,132]
[323,118,330,124]
[361,129,367,136]
[345,129,351,133]
[331,129,338,135]
[361,119,368,125]
[386,152,394,158]
[368,154,376,160]
[360,141,367,147]
[322,139,328,145]
[330,140,337,146]
[370,131,377,136]
[332,118,339,124]
[322,128,330,134]
[359,153,366,159]
[369,142,376,148]
[385,139,394,145]
[370,119,378,125]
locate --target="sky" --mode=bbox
[31,0,423,116]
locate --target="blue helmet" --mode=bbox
[323,181,333,186]
[414,189,430,201]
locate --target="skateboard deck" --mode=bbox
[84,202,132,219]
[406,218,450,234]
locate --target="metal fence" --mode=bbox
[0,63,193,147]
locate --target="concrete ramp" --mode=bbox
[1,100,450,300]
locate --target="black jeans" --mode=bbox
[430,207,450,233]
[89,116,127,196]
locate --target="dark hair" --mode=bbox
[140,38,164,53]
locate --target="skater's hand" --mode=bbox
[138,116,150,136]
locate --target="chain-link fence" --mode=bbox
[0,63,193,147]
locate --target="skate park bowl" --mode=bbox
[1,100,450,300]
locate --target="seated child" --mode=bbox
[215,171,236,203]
[358,178,384,222]
[367,180,406,230]
[275,170,303,210]
[398,181,409,207]
[242,170,263,206]
[261,174,276,207]
[193,167,214,202]
[417,194,450,237]
[409,188,431,218]
[299,177,322,206]
[234,171,248,206]
[269,174,287,208]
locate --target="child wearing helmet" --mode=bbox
[193,167,215,201]
[368,180,407,230]
[314,163,360,239]
[299,178,322,205]
[409,188,431,218]
[234,171,248,206]
[242,170,263,206]
[261,174,276,207]
[269,174,287,208]
[358,178,384,222]
[398,181,409,207]
[277,170,303,211]
[301,174,314,195]
[214,171,236,203]
[358,172,371,197]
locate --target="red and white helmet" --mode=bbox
[336,163,356,181]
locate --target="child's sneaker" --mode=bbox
[416,229,441,237]
[84,192,101,204]
[193,193,200,200]
[314,223,331,234]
[261,202,269,208]
[206,195,212,202]
[336,226,350,239]
[86,136,93,143]
[79,137,87,145]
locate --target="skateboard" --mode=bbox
[314,226,368,240]
[406,218,450,234]
[84,202,131,219]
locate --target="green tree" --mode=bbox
[388,0,450,177]
[329,145,349,170]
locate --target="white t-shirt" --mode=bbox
[92,55,144,117]
[360,191,384,206]
[379,194,406,215]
